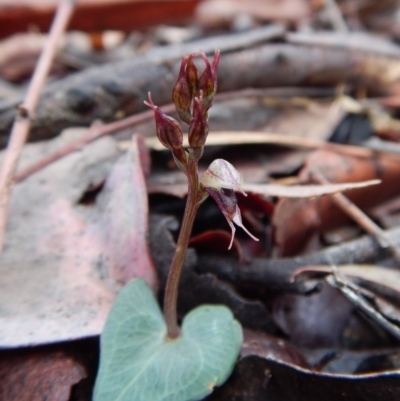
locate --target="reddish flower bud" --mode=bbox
[144,92,183,150]
[186,55,199,95]
[198,49,220,110]
[188,93,209,150]
[172,55,193,125]
[201,159,259,249]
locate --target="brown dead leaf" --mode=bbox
[241,329,308,367]
[0,0,199,39]
[0,33,58,82]
[0,349,86,401]
[273,149,400,256]
[189,229,244,262]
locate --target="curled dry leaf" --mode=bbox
[241,329,308,368]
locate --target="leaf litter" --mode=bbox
[3,0,400,399]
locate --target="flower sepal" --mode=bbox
[144,92,183,151]
[200,159,259,249]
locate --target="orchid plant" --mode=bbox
[93,50,258,401]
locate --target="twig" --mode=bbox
[0,0,75,252]
[310,168,400,260]
[14,86,334,183]
[286,31,400,57]
[13,85,400,185]
[15,105,174,183]
[197,225,400,292]
[323,0,349,32]
[2,37,400,142]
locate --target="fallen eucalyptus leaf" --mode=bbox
[0,132,157,347]
[96,135,157,288]
[273,148,400,256]
[243,179,380,197]
[94,278,243,401]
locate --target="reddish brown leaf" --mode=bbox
[273,149,400,256]
[0,0,200,39]
[241,329,308,368]
[189,229,244,262]
[0,349,86,401]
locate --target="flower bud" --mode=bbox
[186,55,199,95]
[144,92,183,150]
[198,49,220,110]
[201,159,259,249]
[188,93,209,150]
[172,55,193,124]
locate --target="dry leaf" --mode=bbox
[0,349,86,401]
[243,180,380,197]
[196,0,310,28]
[274,149,400,256]
[0,0,199,39]
[0,131,157,347]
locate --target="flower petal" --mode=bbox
[201,159,246,195]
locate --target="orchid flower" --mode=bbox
[201,159,259,249]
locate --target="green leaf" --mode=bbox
[93,279,243,401]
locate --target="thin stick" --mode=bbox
[0,0,75,252]
[15,106,174,183]
[323,0,349,32]
[311,168,400,260]
[14,86,334,184]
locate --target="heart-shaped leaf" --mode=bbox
[93,279,243,401]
